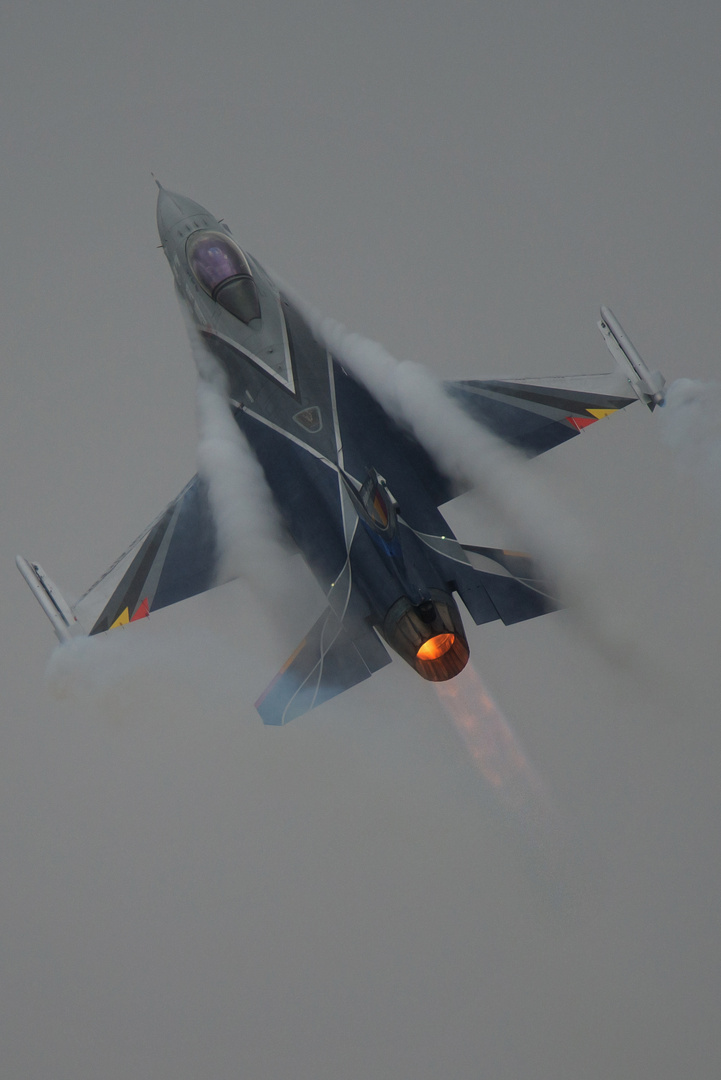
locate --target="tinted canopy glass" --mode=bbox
[186,231,261,324]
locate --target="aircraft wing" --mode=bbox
[72,474,221,635]
[444,306,666,462]
[331,360,643,521]
[17,474,225,641]
[444,369,639,459]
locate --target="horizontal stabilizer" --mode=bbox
[255,607,392,726]
[409,527,561,627]
[458,546,560,626]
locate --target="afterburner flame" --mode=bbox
[436,666,577,894]
[436,664,552,819]
[417,633,455,661]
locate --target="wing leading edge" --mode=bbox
[72,474,220,635]
[330,356,651,517]
[444,370,638,459]
[443,306,666,463]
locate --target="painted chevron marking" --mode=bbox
[109,596,150,630]
[587,408,618,420]
[566,415,598,431]
[130,597,150,622]
[567,406,618,431]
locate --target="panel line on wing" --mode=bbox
[327,354,360,622]
[405,525,473,567]
[326,515,358,618]
[280,608,344,724]
[328,352,345,471]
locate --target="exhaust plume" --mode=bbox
[435,664,581,899]
[435,664,550,819]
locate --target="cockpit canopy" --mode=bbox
[186,230,261,324]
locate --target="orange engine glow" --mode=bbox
[417,633,455,661]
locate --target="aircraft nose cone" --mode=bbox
[156,186,187,242]
[155,185,214,244]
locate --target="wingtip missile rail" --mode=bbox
[598,305,666,410]
[16,556,84,643]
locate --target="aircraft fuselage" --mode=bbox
[156,187,471,685]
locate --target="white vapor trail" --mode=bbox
[186,320,292,610]
[659,378,721,530]
[195,376,289,597]
[45,332,299,702]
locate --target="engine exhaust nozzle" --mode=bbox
[381,590,470,681]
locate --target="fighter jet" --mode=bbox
[17,188,666,724]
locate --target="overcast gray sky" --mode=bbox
[2,3,721,1078]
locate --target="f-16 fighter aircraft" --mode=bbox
[17,188,667,724]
